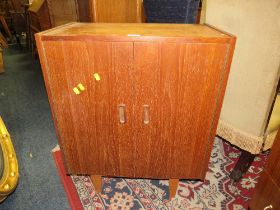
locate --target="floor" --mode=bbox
[0,46,69,209]
[54,137,268,210]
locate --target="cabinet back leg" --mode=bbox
[90,175,102,193]
[169,179,179,200]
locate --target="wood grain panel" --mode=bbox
[89,0,142,23]
[82,41,115,175]
[36,24,236,181]
[60,41,93,173]
[250,171,280,210]
[47,0,78,26]
[154,43,180,178]
[76,0,91,22]
[250,130,280,209]
[111,42,134,177]
[39,23,232,44]
[133,42,161,178]
[266,130,280,186]
[44,41,135,176]
[42,41,77,172]
[49,41,114,175]
[132,42,228,179]
[201,38,235,177]
[170,43,228,178]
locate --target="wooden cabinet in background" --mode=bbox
[35,23,235,195]
[28,0,79,54]
[47,0,78,27]
[250,129,280,209]
[89,0,144,22]
[28,0,52,32]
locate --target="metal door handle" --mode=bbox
[143,105,150,124]
[264,205,273,210]
[119,104,126,124]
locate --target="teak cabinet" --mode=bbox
[35,23,235,184]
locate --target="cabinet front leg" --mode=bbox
[169,179,179,200]
[90,175,102,193]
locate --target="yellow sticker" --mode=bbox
[94,73,101,81]
[73,87,80,95]
[77,83,85,91]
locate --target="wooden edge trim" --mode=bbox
[217,120,264,154]
[34,35,71,173]
[35,22,78,37]
[40,35,231,44]
[88,0,97,22]
[201,37,236,177]
[205,23,237,39]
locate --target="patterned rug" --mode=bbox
[53,137,268,210]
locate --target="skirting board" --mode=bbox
[217,120,277,154]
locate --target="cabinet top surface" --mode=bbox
[37,22,233,40]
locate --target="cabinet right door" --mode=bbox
[134,41,229,179]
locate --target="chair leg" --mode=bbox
[230,150,256,182]
[16,35,22,49]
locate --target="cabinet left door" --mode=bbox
[42,41,135,176]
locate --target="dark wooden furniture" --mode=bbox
[35,23,235,198]
[28,0,52,33]
[28,0,52,54]
[28,0,79,54]
[46,0,78,27]
[75,0,90,22]
[250,129,280,210]
[0,15,13,39]
[0,32,8,73]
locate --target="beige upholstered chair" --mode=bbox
[202,0,280,154]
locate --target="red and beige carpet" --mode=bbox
[52,137,268,210]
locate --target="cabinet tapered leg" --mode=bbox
[90,175,102,193]
[169,179,179,199]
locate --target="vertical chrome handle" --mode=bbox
[143,105,150,124]
[119,104,126,124]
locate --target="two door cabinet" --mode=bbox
[35,23,235,193]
